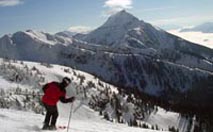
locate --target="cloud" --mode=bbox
[105,0,132,9]
[68,26,93,34]
[104,0,133,15]
[168,29,213,49]
[0,0,23,7]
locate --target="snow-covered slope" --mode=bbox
[23,30,73,46]
[0,58,191,131]
[0,109,163,132]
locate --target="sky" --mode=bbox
[0,0,213,36]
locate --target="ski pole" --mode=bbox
[14,93,44,96]
[67,102,74,132]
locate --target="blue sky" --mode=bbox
[0,0,213,36]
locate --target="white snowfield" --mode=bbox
[0,59,189,132]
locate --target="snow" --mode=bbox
[23,30,73,46]
[0,76,18,90]
[83,10,142,46]
[168,29,213,49]
[145,107,188,132]
[24,30,57,45]
[0,105,162,132]
[0,59,189,132]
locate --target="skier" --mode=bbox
[41,77,75,130]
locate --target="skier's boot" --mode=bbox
[42,123,49,130]
[49,125,57,130]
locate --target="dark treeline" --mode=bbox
[111,75,213,132]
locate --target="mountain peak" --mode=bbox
[114,9,128,16]
[82,10,142,46]
[103,10,140,27]
[81,10,143,46]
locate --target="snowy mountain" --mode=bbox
[56,31,78,38]
[80,10,142,46]
[180,22,213,33]
[79,10,213,66]
[0,30,73,62]
[0,10,213,112]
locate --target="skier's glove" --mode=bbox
[68,96,75,103]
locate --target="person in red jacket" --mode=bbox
[42,77,75,130]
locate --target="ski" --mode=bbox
[57,126,67,130]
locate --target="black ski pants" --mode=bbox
[43,103,59,126]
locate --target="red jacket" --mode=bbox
[42,82,66,106]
